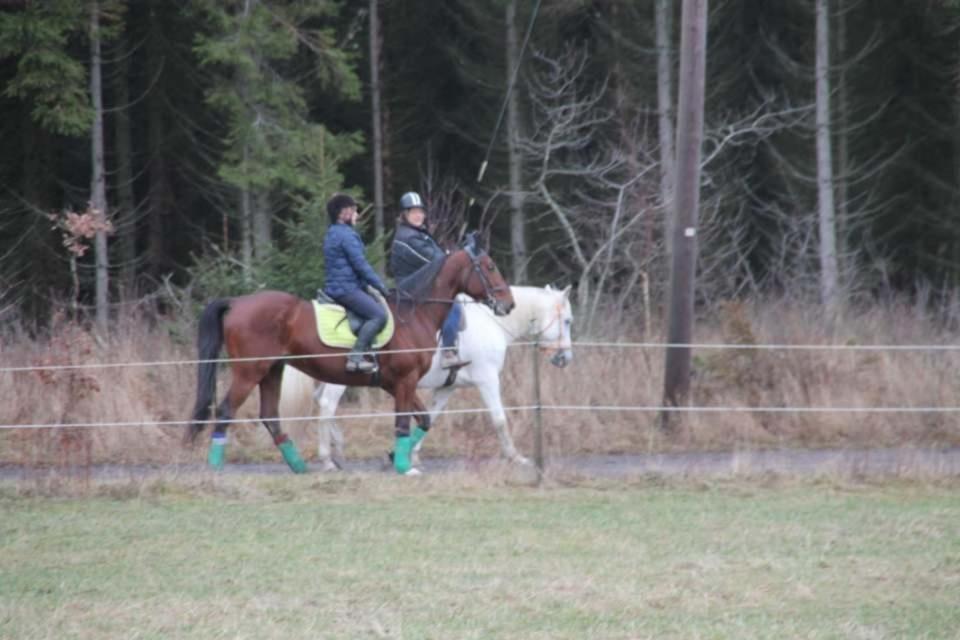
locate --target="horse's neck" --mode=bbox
[497,287,543,342]
[414,255,462,331]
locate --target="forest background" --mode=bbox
[4,1,960,461]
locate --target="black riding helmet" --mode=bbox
[327,193,357,225]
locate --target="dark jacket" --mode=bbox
[390,222,446,281]
[323,222,387,298]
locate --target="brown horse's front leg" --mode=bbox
[392,373,419,475]
[408,395,431,468]
[205,364,262,471]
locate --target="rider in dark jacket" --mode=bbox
[323,194,390,373]
[389,191,466,369]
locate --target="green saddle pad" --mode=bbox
[311,300,395,350]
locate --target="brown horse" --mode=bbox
[188,238,514,475]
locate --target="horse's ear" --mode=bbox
[462,231,480,256]
[561,285,572,298]
[545,284,554,292]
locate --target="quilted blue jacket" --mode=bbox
[323,223,388,298]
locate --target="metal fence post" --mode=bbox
[532,337,544,483]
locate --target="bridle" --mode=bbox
[486,293,572,363]
[530,301,572,366]
[459,249,509,313]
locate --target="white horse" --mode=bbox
[279,285,574,471]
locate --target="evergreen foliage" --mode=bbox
[3,0,960,325]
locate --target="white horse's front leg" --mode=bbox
[315,383,347,471]
[412,386,456,467]
[475,373,530,466]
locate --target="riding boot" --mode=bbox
[346,320,381,373]
[440,344,470,369]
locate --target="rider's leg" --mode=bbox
[335,290,387,373]
[440,302,467,368]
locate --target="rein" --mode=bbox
[393,250,504,322]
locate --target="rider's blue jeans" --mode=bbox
[441,302,462,349]
[333,289,387,342]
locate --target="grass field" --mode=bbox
[2,474,959,639]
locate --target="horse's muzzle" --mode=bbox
[550,350,573,368]
[490,298,514,316]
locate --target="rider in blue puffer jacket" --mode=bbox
[323,194,390,373]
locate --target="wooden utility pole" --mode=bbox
[661,0,708,423]
[369,0,385,246]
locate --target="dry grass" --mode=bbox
[2,300,960,467]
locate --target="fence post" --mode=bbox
[532,337,544,483]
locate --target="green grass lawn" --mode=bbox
[1,474,958,639]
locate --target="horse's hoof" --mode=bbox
[512,456,533,466]
[401,468,423,477]
[381,451,394,471]
[330,452,346,470]
[319,460,340,473]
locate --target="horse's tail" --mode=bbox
[188,298,231,442]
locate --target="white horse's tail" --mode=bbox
[278,365,319,420]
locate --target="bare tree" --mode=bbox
[662,0,708,415]
[520,47,659,335]
[815,0,839,311]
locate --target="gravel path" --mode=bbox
[3,446,959,481]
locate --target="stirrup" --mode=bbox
[440,349,469,370]
[346,356,377,374]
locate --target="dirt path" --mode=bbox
[3,446,959,481]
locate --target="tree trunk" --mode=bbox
[242,0,269,267]
[113,30,137,298]
[656,0,677,263]
[506,0,527,283]
[661,0,708,419]
[954,38,960,288]
[89,0,110,333]
[369,0,385,250]
[240,146,253,280]
[146,2,170,279]
[252,189,271,259]
[815,0,839,310]
[835,3,849,265]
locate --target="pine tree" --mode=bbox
[192,0,362,276]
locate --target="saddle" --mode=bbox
[313,290,395,350]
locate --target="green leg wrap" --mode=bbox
[278,439,308,474]
[208,436,226,470]
[410,426,428,448]
[394,435,414,474]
